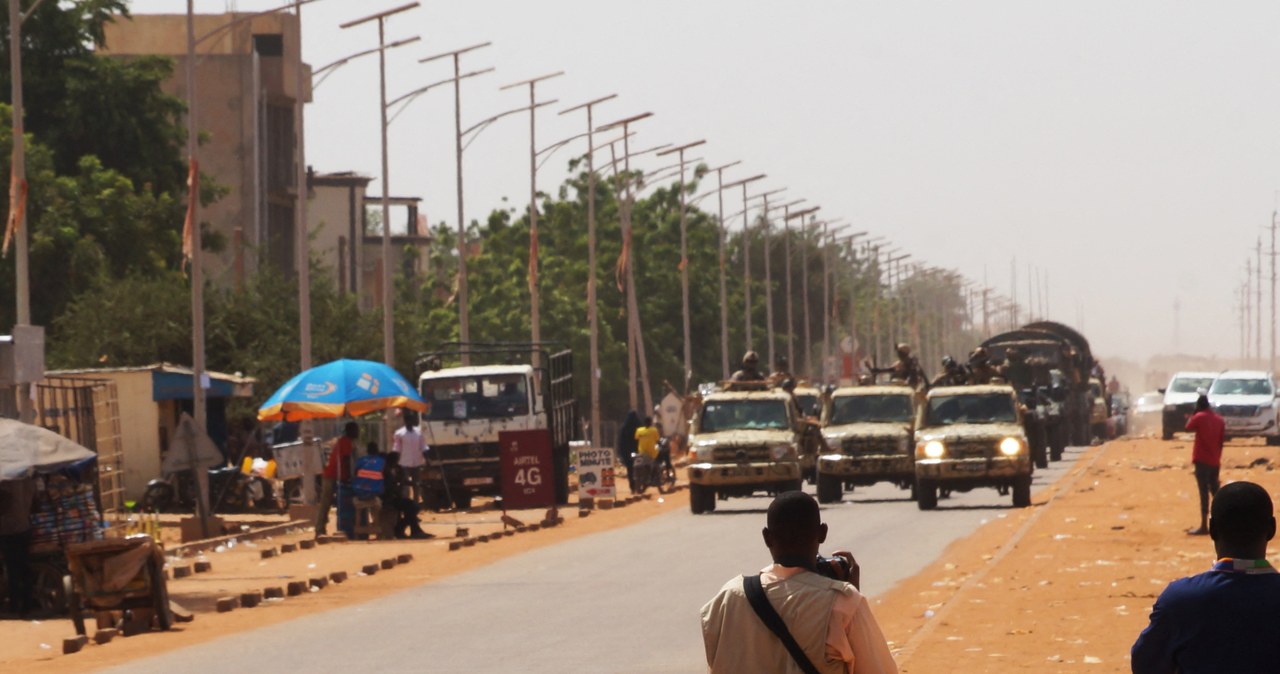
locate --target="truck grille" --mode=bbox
[1216,405,1258,418]
[949,439,994,459]
[712,447,770,462]
[841,436,902,455]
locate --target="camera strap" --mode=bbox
[742,574,821,674]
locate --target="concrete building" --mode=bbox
[101,12,311,286]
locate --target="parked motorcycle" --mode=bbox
[141,466,274,513]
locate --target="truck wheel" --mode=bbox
[817,473,842,504]
[690,485,707,514]
[784,479,804,494]
[1012,475,1032,508]
[916,479,938,510]
[453,492,473,511]
[1267,435,1280,447]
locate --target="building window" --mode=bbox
[266,104,294,193]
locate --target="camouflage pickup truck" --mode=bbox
[686,388,810,514]
[816,385,916,504]
[914,384,1032,510]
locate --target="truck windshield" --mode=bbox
[829,395,913,425]
[421,374,530,420]
[700,400,789,432]
[1169,377,1213,394]
[1210,378,1273,396]
[926,393,1017,425]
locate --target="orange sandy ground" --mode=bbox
[4,434,1271,673]
[876,434,1280,673]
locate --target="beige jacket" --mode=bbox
[701,564,898,674]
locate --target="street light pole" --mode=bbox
[420,41,493,364]
[294,1,311,374]
[656,140,705,390]
[753,188,785,368]
[596,112,654,412]
[8,0,32,423]
[724,175,766,355]
[501,71,564,368]
[784,206,820,372]
[559,94,616,447]
[340,2,420,369]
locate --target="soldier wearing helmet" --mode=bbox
[1000,347,1034,390]
[868,343,927,390]
[932,355,969,387]
[968,347,999,385]
[730,351,765,383]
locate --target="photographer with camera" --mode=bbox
[700,491,897,674]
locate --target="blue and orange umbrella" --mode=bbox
[257,359,427,421]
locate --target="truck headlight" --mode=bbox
[922,440,946,459]
[770,444,791,460]
[999,437,1023,456]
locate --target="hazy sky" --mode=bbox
[130,1,1280,364]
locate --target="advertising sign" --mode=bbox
[498,429,555,509]
[575,444,616,501]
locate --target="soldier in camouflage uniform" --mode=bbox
[868,343,928,390]
[931,355,969,387]
[967,347,999,385]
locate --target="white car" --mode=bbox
[1161,372,1218,440]
[1207,371,1280,445]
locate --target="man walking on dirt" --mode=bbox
[1132,481,1280,673]
[701,491,897,673]
[1184,395,1224,536]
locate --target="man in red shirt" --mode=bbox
[315,422,359,537]
[1185,395,1225,535]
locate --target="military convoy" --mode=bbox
[677,321,1101,514]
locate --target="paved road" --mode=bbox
[101,445,1087,674]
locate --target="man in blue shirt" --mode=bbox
[1131,481,1280,673]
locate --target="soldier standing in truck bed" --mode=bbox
[1001,347,1034,391]
[968,347,999,385]
[730,351,766,382]
[932,355,969,387]
[868,344,928,390]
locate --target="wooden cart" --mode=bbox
[63,536,171,636]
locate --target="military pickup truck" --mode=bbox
[914,384,1033,510]
[816,385,916,504]
[686,387,813,514]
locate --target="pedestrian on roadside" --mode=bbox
[701,491,898,674]
[1185,395,1224,536]
[1131,480,1280,673]
[618,411,640,492]
[0,476,37,616]
[315,421,358,538]
[382,452,433,539]
[392,410,427,505]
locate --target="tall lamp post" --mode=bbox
[655,140,705,390]
[420,42,493,364]
[500,71,564,368]
[755,188,786,367]
[723,174,766,354]
[340,2,420,369]
[596,112,654,412]
[784,206,819,370]
[558,94,615,447]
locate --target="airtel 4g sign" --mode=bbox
[498,429,556,509]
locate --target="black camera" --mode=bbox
[815,554,851,581]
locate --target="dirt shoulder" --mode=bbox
[873,434,1277,673]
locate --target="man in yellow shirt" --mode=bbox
[635,417,660,460]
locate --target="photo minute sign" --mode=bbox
[498,429,555,509]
